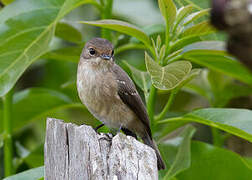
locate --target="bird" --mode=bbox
[77,37,165,170]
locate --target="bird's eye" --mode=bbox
[111,50,114,56]
[89,48,96,55]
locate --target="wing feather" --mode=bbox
[112,64,152,138]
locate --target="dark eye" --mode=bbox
[111,50,114,56]
[89,48,96,55]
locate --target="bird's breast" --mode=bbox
[77,62,136,129]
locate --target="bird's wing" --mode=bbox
[112,64,152,138]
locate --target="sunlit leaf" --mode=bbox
[178,141,252,180]
[145,52,192,90]
[0,0,94,97]
[180,21,216,38]
[161,108,252,142]
[79,19,150,46]
[159,125,196,179]
[3,166,44,180]
[158,0,177,31]
[55,22,82,43]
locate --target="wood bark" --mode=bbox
[44,118,158,180]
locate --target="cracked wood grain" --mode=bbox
[44,118,158,180]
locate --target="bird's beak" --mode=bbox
[100,54,111,60]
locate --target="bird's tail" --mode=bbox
[142,134,166,170]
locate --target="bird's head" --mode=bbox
[81,38,114,65]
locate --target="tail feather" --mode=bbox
[142,135,166,170]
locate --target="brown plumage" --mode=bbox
[77,37,165,170]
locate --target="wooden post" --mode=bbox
[44,118,158,180]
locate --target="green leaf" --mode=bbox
[161,108,252,142]
[42,46,82,62]
[3,166,44,180]
[24,144,44,168]
[180,21,216,38]
[174,5,193,29]
[142,24,165,36]
[158,0,177,31]
[159,125,196,179]
[145,52,192,90]
[1,0,14,5]
[123,61,151,98]
[183,40,225,52]
[177,141,252,180]
[130,24,165,44]
[0,0,93,97]
[177,68,201,89]
[207,70,252,107]
[183,8,210,26]
[182,69,212,101]
[170,35,202,53]
[183,49,252,85]
[55,22,82,43]
[0,88,72,133]
[79,19,150,46]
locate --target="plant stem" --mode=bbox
[101,0,113,40]
[155,90,178,121]
[147,85,157,127]
[3,88,14,177]
[165,21,170,54]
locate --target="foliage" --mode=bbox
[0,0,252,179]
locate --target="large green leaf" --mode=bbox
[3,166,44,180]
[183,49,252,85]
[79,20,151,46]
[145,52,192,90]
[43,46,82,62]
[160,108,252,142]
[177,141,252,180]
[160,125,196,179]
[55,22,82,44]
[0,0,93,97]
[158,0,177,31]
[0,88,73,133]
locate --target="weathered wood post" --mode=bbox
[44,118,158,180]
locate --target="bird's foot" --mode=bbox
[93,123,105,134]
[99,133,113,141]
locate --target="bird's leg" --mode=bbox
[94,123,104,132]
[121,127,138,140]
[117,125,123,134]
